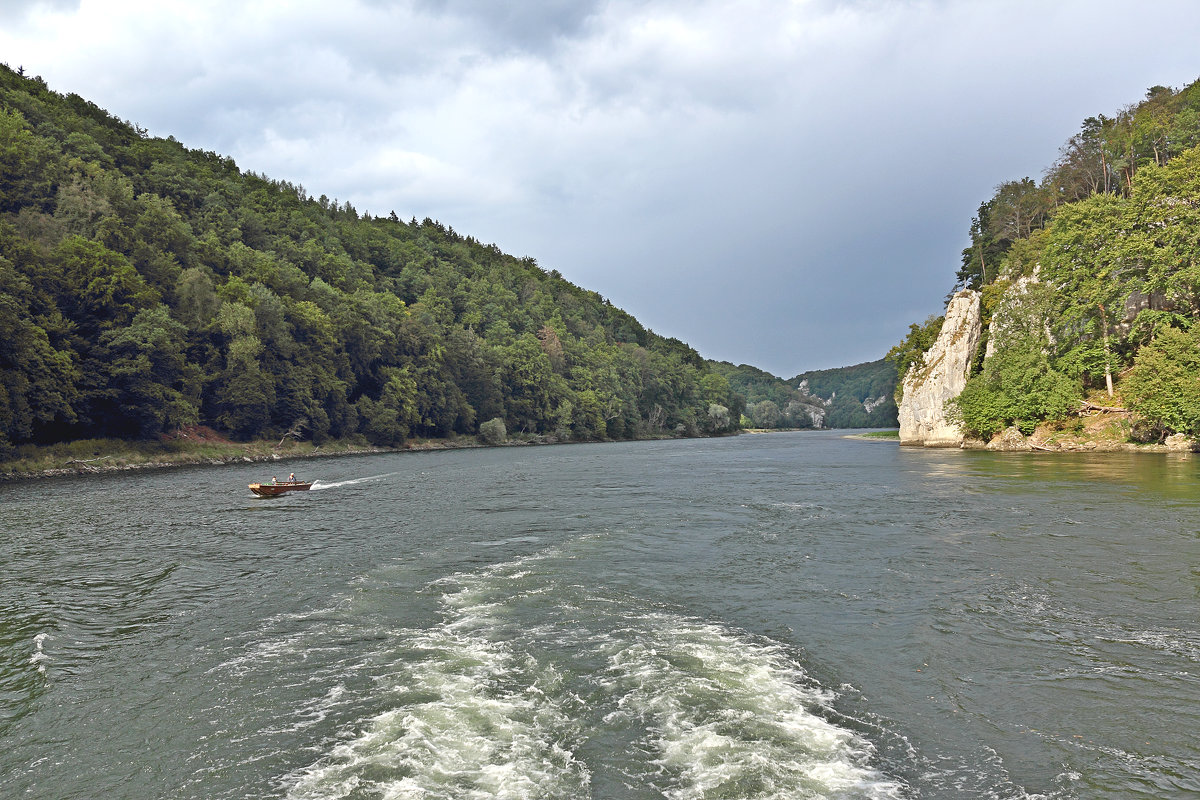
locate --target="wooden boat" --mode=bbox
[248,480,313,497]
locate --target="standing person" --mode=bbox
[289,472,296,482]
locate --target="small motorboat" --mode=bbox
[248,479,313,497]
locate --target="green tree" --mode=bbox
[478,417,506,445]
[214,334,275,439]
[0,107,58,212]
[885,315,943,400]
[101,305,199,437]
[54,236,158,336]
[0,258,79,452]
[948,283,1079,437]
[749,399,781,429]
[1123,326,1200,438]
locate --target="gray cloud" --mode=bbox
[3,0,1200,375]
[412,0,605,53]
[0,0,77,23]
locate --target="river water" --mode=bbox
[1,431,1197,799]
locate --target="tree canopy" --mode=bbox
[0,64,746,456]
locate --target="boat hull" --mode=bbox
[248,481,313,497]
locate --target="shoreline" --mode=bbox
[5,423,1192,484]
[0,429,717,484]
[0,437,484,484]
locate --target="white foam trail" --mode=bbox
[600,613,905,800]
[473,535,543,547]
[309,472,400,491]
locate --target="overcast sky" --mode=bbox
[3,0,1199,376]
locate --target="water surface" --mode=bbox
[1,432,1197,798]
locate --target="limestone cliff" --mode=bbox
[898,289,982,447]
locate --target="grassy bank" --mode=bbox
[849,430,900,439]
[0,427,432,482]
[0,427,703,482]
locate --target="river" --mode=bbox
[1,431,1197,799]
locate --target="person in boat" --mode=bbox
[289,472,296,482]
[271,476,278,485]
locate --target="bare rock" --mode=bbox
[986,426,1032,451]
[898,290,982,447]
[1165,433,1196,451]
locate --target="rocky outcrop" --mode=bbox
[863,395,888,414]
[898,289,982,447]
[1165,433,1197,452]
[986,426,1032,451]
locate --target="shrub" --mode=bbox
[1123,326,1200,438]
[478,417,507,445]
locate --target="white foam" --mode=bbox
[30,632,49,674]
[599,613,905,799]
[472,536,543,548]
[285,565,589,799]
[281,550,903,799]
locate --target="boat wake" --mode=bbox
[281,549,905,799]
[309,473,400,491]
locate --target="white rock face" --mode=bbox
[898,290,982,447]
[863,395,888,414]
[806,406,825,428]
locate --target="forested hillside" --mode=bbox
[890,79,1200,441]
[793,361,897,428]
[708,359,897,429]
[0,65,746,457]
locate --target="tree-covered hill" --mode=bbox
[0,64,745,457]
[707,359,897,429]
[890,78,1200,442]
[792,360,897,428]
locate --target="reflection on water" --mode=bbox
[903,446,1198,499]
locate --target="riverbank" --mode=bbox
[964,413,1197,453]
[6,417,1190,484]
[0,427,474,483]
[844,430,900,440]
[0,426,714,483]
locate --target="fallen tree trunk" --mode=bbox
[65,456,113,472]
[1079,400,1130,414]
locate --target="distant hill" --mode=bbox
[0,64,744,456]
[708,359,897,429]
[792,360,898,428]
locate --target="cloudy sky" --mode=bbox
[3,0,1199,376]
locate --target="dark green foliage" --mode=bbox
[947,279,1080,438]
[948,351,1080,439]
[710,363,796,412]
[0,65,740,450]
[956,83,1200,293]
[0,239,79,454]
